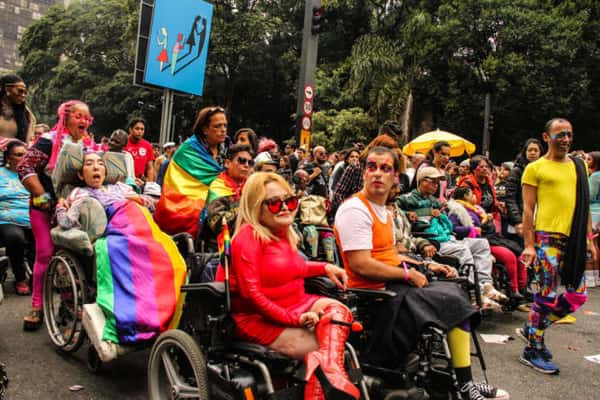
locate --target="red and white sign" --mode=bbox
[302,116,312,130]
[303,100,313,115]
[304,85,314,100]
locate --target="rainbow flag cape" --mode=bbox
[95,201,187,344]
[206,171,243,205]
[154,135,222,237]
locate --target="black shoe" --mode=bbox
[519,288,534,302]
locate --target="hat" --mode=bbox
[143,181,162,197]
[254,151,278,166]
[417,167,446,183]
[459,159,470,167]
[163,141,176,149]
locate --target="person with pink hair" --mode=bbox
[17,99,98,330]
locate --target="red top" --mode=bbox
[217,223,327,344]
[124,138,155,178]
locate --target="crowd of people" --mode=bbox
[1,72,600,399]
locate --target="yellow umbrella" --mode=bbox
[402,129,476,157]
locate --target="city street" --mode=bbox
[1,283,600,399]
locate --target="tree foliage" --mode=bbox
[17,0,600,159]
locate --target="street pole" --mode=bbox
[295,0,321,150]
[159,88,174,146]
[482,91,491,158]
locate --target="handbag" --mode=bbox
[299,195,329,226]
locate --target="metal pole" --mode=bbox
[295,0,321,146]
[482,91,491,158]
[159,88,174,146]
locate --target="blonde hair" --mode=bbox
[235,172,299,248]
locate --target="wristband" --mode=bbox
[587,233,598,241]
[32,193,51,207]
[402,262,410,283]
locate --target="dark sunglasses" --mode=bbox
[234,156,254,166]
[366,161,394,174]
[423,177,442,184]
[7,84,27,95]
[263,195,299,214]
[550,130,573,141]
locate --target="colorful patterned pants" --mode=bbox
[525,232,587,350]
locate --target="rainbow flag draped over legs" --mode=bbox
[95,201,187,344]
[154,135,223,237]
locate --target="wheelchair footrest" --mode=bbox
[82,303,136,362]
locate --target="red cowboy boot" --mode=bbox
[304,304,360,400]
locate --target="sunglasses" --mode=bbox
[366,161,394,174]
[423,177,443,184]
[550,130,573,141]
[263,195,299,214]
[6,84,27,95]
[234,156,254,166]
[70,113,94,124]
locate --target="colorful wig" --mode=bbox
[48,100,98,171]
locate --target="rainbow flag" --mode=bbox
[95,201,187,344]
[217,217,231,272]
[154,135,222,237]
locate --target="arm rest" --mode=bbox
[305,276,340,297]
[346,287,397,300]
[181,282,225,299]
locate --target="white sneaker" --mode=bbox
[482,282,509,303]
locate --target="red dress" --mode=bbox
[216,224,327,345]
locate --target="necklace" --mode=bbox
[1,105,14,120]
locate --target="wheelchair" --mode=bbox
[41,144,201,372]
[146,250,488,400]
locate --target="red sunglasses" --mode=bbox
[263,195,299,214]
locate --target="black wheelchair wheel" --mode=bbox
[43,250,87,353]
[147,329,208,400]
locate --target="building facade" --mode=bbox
[0,0,66,73]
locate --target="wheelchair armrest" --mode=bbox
[432,254,460,268]
[434,276,470,285]
[346,287,397,300]
[412,231,437,239]
[305,276,337,294]
[181,282,225,299]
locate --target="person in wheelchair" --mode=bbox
[446,187,527,304]
[398,166,508,310]
[55,152,186,344]
[0,140,34,295]
[335,147,509,400]
[216,172,360,400]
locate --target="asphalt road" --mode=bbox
[1,283,599,400]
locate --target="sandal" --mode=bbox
[23,308,43,331]
[14,281,31,296]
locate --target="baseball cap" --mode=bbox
[459,159,470,167]
[417,166,446,183]
[254,151,279,166]
[163,141,176,149]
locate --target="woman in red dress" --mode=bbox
[218,172,359,400]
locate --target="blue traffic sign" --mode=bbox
[144,0,213,96]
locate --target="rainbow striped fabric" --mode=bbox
[217,217,231,272]
[95,201,187,344]
[154,135,222,237]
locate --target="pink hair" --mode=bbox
[258,137,278,153]
[47,100,97,171]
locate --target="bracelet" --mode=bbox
[32,193,51,207]
[587,232,598,241]
[402,262,410,283]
